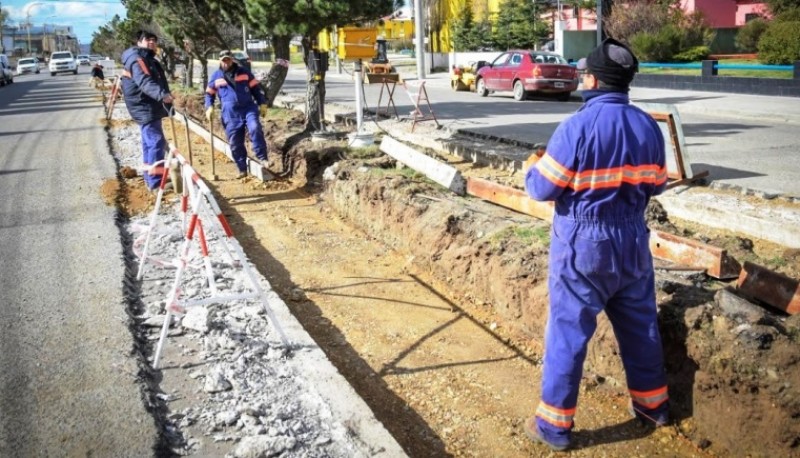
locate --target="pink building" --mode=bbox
[554,0,768,31]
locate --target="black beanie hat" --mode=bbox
[577,38,639,88]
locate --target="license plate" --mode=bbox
[554,82,565,88]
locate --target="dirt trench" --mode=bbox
[114,99,800,457]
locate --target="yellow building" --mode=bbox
[318,0,505,57]
[430,0,502,53]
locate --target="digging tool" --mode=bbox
[182,110,194,165]
[208,118,219,181]
[166,106,183,193]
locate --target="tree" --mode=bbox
[451,1,480,51]
[763,0,800,16]
[236,0,395,131]
[0,2,8,54]
[492,0,548,50]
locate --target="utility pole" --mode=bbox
[414,0,424,79]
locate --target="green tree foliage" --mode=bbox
[606,0,711,62]
[735,18,768,52]
[604,0,675,44]
[629,24,682,62]
[763,0,800,16]
[492,0,549,50]
[451,1,482,51]
[758,20,800,64]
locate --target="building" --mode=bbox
[1,24,79,57]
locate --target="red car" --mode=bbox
[475,51,579,101]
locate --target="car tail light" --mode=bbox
[533,66,542,78]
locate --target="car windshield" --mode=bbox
[233,52,248,59]
[18,58,35,65]
[531,53,567,64]
[52,52,71,59]
[77,55,88,59]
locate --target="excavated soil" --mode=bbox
[101,100,800,457]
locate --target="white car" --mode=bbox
[49,51,78,76]
[16,57,40,75]
[76,54,91,66]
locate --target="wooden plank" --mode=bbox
[465,177,554,221]
[649,230,741,280]
[737,261,800,315]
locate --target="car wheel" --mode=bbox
[476,78,488,97]
[513,80,528,101]
[73,69,78,75]
[51,72,56,76]
[557,92,571,102]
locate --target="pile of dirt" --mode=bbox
[130,96,800,456]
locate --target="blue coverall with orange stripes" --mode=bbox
[204,64,268,172]
[525,90,669,447]
[120,46,172,189]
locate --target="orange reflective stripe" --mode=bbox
[534,153,574,188]
[535,402,575,429]
[213,78,227,88]
[248,79,260,88]
[535,153,667,192]
[571,164,667,191]
[234,74,249,82]
[630,386,669,409]
[136,58,150,76]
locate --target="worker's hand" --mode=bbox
[205,106,215,121]
[162,94,174,104]
[258,104,268,118]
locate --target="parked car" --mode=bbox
[474,51,578,101]
[0,54,14,86]
[232,50,251,70]
[16,57,40,75]
[76,54,91,66]
[49,51,78,76]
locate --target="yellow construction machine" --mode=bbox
[450,63,476,91]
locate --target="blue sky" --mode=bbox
[3,0,126,44]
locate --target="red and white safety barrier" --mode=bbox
[132,144,290,369]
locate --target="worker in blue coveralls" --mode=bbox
[523,38,669,452]
[120,31,174,190]
[205,50,270,178]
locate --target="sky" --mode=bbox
[3,0,126,44]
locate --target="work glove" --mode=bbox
[258,104,268,118]
[205,106,215,121]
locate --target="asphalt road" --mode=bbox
[0,71,157,455]
[291,68,800,197]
